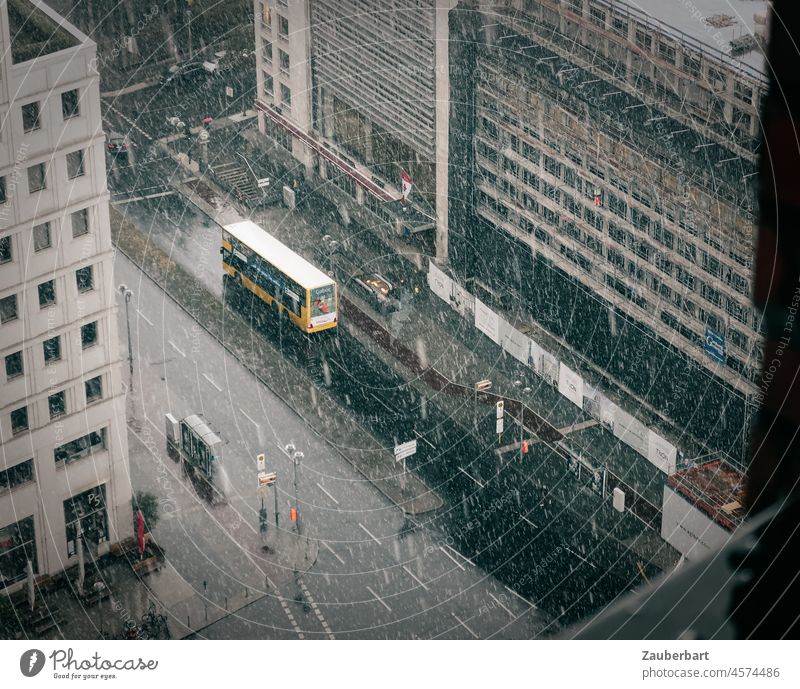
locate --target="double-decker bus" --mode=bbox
[221,220,338,334]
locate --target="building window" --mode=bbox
[43,335,61,363]
[260,2,271,30]
[5,350,23,379]
[658,41,676,64]
[64,484,109,551]
[85,375,103,404]
[280,82,291,106]
[21,102,40,132]
[278,14,289,39]
[38,279,56,307]
[0,176,6,204]
[61,89,80,119]
[279,49,289,74]
[734,80,753,103]
[0,459,33,493]
[33,222,51,251]
[76,265,94,293]
[684,54,701,78]
[72,208,89,237]
[612,17,628,37]
[264,73,274,96]
[67,150,85,179]
[27,163,46,193]
[11,406,28,434]
[263,41,272,64]
[708,66,727,88]
[48,390,66,419]
[0,235,11,263]
[81,321,98,348]
[590,7,606,27]
[566,0,582,15]
[55,428,107,466]
[0,516,37,584]
[0,294,18,323]
[635,29,652,52]
[728,327,749,351]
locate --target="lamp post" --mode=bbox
[118,284,134,390]
[285,443,304,534]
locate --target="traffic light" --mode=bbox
[522,441,529,455]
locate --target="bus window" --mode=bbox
[311,285,335,317]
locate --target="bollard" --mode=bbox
[245,587,249,599]
[225,596,228,610]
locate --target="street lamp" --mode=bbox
[118,284,134,391]
[322,235,340,274]
[285,444,304,533]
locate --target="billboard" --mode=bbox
[501,323,531,365]
[613,406,648,456]
[428,260,451,301]
[647,431,678,475]
[474,297,500,343]
[661,485,734,559]
[530,339,544,375]
[704,327,726,364]
[558,363,584,408]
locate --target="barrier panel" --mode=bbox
[558,362,584,408]
[500,320,531,365]
[647,430,678,475]
[475,297,501,343]
[613,406,649,457]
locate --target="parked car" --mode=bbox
[106,131,130,154]
[351,273,400,315]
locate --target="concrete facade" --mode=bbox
[0,0,132,591]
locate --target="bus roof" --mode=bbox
[223,220,334,290]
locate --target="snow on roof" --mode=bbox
[627,0,770,78]
[223,220,334,290]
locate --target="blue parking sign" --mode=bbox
[704,327,725,363]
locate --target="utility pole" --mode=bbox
[285,444,304,534]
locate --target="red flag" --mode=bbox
[136,510,145,556]
[401,168,413,203]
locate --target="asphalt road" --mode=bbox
[117,254,550,639]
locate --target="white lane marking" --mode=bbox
[489,592,514,617]
[321,541,345,565]
[297,577,335,639]
[136,309,154,326]
[564,545,597,569]
[452,613,478,639]
[414,429,435,449]
[358,522,382,546]
[458,466,484,488]
[366,585,392,612]
[239,408,260,428]
[444,544,475,568]
[520,514,537,528]
[168,339,185,357]
[439,546,465,571]
[203,373,222,392]
[267,576,304,639]
[370,393,396,414]
[316,482,339,505]
[504,585,535,608]
[402,565,429,591]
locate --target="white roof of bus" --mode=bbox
[223,220,333,289]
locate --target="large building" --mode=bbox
[253,0,454,261]
[0,0,132,591]
[449,0,768,464]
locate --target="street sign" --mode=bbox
[257,177,271,188]
[258,471,277,486]
[496,401,504,419]
[394,439,417,461]
[256,453,265,472]
[496,418,504,434]
[475,379,492,392]
[225,86,234,98]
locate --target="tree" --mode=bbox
[131,491,160,533]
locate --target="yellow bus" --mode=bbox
[221,220,338,334]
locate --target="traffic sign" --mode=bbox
[496,418,504,434]
[496,401,504,419]
[394,439,417,461]
[258,471,277,486]
[225,86,234,98]
[256,453,265,472]
[257,177,271,188]
[475,379,492,392]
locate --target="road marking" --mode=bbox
[203,373,222,392]
[370,393,396,414]
[444,544,475,568]
[520,514,538,529]
[414,430,436,449]
[112,190,176,205]
[321,541,345,565]
[439,546,465,571]
[402,565,429,591]
[297,577,335,639]
[168,339,185,357]
[267,576,305,640]
[565,545,597,569]
[489,592,514,617]
[366,585,392,612]
[358,522,382,546]
[316,482,339,505]
[458,466,484,488]
[238,408,260,428]
[504,585,535,608]
[136,309,153,327]
[452,613,478,639]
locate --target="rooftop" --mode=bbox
[6,0,82,64]
[667,459,747,531]
[629,0,770,78]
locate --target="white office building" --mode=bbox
[0,0,132,592]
